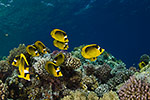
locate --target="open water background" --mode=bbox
[0,0,150,67]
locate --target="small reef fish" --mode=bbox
[139,61,147,69]
[45,61,63,77]
[53,52,65,66]
[12,53,30,81]
[53,40,69,50]
[34,41,48,54]
[81,44,104,61]
[50,29,69,43]
[26,45,40,57]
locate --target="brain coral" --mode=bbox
[118,76,150,100]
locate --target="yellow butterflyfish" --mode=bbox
[45,61,63,77]
[53,40,69,50]
[34,41,48,54]
[50,29,69,43]
[81,44,104,61]
[18,53,30,81]
[53,52,65,66]
[26,45,40,56]
[139,61,147,69]
[12,55,20,67]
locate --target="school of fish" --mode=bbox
[11,29,105,81]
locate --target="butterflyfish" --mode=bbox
[53,40,69,50]
[139,61,147,69]
[50,29,69,43]
[45,61,63,77]
[81,44,104,61]
[12,55,20,67]
[53,52,65,66]
[34,41,48,54]
[18,53,30,81]
[26,45,40,56]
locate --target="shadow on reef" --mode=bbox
[0,44,150,100]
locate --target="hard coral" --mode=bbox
[99,90,119,100]
[0,60,11,81]
[83,64,96,76]
[0,80,9,100]
[107,70,134,90]
[94,63,112,83]
[95,84,109,97]
[61,53,81,70]
[32,56,51,80]
[61,89,99,100]
[118,76,150,100]
[81,75,99,91]
[0,60,10,73]
[6,44,27,64]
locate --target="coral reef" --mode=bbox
[95,84,109,97]
[94,63,112,83]
[2,43,149,100]
[61,52,81,70]
[99,90,119,100]
[0,60,11,81]
[107,69,134,90]
[118,76,150,100]
[0,80,9,100]
[6,44,27,64]
[81,75,99,91]
[83,64,96,76]
[61,89,99,100]
[32,55,51,80]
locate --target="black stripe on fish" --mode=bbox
[57,71,61,75]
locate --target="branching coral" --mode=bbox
[118,76,150,100]
[0,60,11,81]
[6,44,27,64]
[0,80,9,100]
[99,90,119,100]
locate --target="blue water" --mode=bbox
[0,0,150,67]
